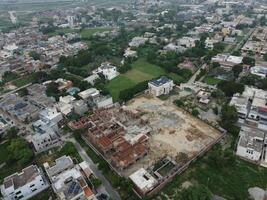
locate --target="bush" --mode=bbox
[192,109,199,117]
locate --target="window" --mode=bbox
[31,188,37,192]
[30,184,35,188]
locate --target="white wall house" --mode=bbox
[44,156,96,200]
[93,63,119,80]
[229,94,250,119]
[31,120,61,153]
[236,127,265,161]
[148,76,174,97]
[39,107,63,132]
[1,165,48,200]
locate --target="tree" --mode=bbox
[263,53,267,62]
[232,64,243,78]
[175,99,184,107]
[213,107,219,115]
[221,104,239,134]
[46,82,60,98]
[217,81,244,97]
[2,71,19,83]
[29,51,41,60]
[18,88,28,97]
[180,185,212,200]
[221,105,238,124]
[7,138,33,166]
[242,56,255,66]
[6,127,18,139]
[192,109,200,117]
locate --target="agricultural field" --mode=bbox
[106,59,166,101]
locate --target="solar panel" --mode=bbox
[68,182,76,194]
[73,185,80,195]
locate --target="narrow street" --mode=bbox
[65,137,121,200]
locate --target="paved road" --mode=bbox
[231,28,255,54]
[187,63,207,84]
[66,137,121,200]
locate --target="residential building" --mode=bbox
[129,37,148,47]
[78,88,100,101]
[84,74,100,86]
[0,165,48,200]
[93,63,119,81]
[43,156,96,200]
[94,95,113,109]
[0,115,14,135]
[230,94,250,119]
[236,126,265,162]
[250,66,267,78]
[73,100,88,115]
[177,37,199,48]
[124,48,138,58]
[56,96,75,116]
[31,119,61,153]
[211,54,243,70]
[231,86,267,131]
[148,76,174,97]
[39,107,63,132]
[129,168,158,196]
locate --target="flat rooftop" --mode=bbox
[4,165,41,190]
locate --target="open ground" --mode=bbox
[121,96,221,176]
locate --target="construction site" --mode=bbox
[79,95,222,179]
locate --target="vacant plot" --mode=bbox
[48,28,79,36]
[12,74,35,87]
[203,76,221,85]
[122,96,221,176]
[106,59,166,101]
[80,28,112,39]
[156,152,267,200]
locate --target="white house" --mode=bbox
[31,120,61,153]
[94,95,113,109]
[231,86,267,131]
[93,63,119,80]
[129,37,148,47]
[236,126,265,161]
[124,48,138,58]
[56,96,76,116]
[250,66,267,78]
[177,37,199,48]
[73,100,88,115]
[39,107,63,132]
[44,156,96,200]
[78,88,100,100]
[1,165,49,200]
[229,94,250,119]
[148,76,174,97]
[129,168,158,195]
[84,74,100,86]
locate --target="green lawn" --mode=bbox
[203,76,221,85]
[106,59,166,101]
[47,28,79,36]
[80,28,112,39]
